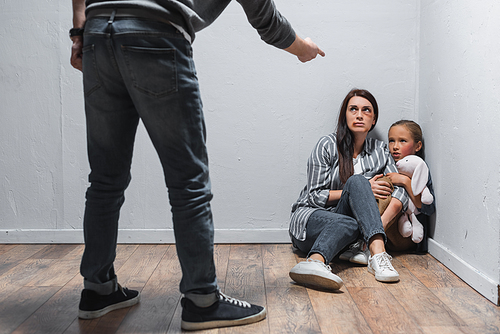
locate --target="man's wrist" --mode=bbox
[69,27,84,39]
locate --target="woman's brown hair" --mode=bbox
[336,89,379,184]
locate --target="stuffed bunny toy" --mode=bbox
[396,155,434,243]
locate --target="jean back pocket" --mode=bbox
[121,46,177,98]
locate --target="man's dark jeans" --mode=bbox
[80,16,217,305]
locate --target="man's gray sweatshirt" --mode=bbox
[85,0,296,49]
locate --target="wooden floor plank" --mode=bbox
[0,258,59,302]
[262,244,297,288]
[12,274,83,334]
[29,244,80,260]
[0,286,60,334]
[421,326,471,334]
[0,244,46,277]
[23,259,79,287]
[429,287,500,333]
[349,286,423,333]
[117,244,168,290]
[223,244,265,300]
[395,253,468,288]
[307,287,372,334]
[214,244,230,290]
[64,317,101,334]
[332,260,379,288]
[385,265,466,328]
[22,245,81,288]
[266,286,322,334]
[113,244,140,270]
[115,245,182,334]
[0,244,18,256]
[1,244,499,334]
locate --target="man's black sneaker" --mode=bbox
[78,284,140,319]
[181,291,266,331]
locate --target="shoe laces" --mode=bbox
[376,253,396,271]
[348,239,363,251]
[219,292,251,308]
[117,284,129,296]
[306,258,332,272]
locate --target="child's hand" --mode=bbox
[387,172,410,188]
[387,172,422,208]
[369,174,393,199]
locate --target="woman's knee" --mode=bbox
[345,174,370,190]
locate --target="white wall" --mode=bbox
[0,0,419,242]
[1,0,498,303]
[419,0,500,305]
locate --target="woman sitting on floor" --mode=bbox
[288,88,408,290]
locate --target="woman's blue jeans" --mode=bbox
[292,175,386,263]
[80,16,217,303]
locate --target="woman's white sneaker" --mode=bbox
[367,252,400,282]
[289,258,343,290]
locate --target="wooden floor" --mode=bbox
[0,244,499,334]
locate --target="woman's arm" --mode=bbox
[327,190,343,206]
[305,135,338,208]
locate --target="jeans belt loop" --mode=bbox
[108,9,117,24]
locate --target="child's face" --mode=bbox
[388,125,422,162]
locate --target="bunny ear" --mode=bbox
[411,161,429,195]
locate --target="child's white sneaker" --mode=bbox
[339,239,369,265]
[350,245,370,265]
[339,239,362,261]
[368,252,400,282]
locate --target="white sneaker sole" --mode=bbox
[289,271,343,290]
[78,294,141,319]
[367,267,400,282]
[181,307,267,331]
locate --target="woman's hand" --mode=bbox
[369,174,393,199]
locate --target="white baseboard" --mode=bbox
[0,228,291,244]
[428,238,499,305]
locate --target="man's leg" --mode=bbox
[108,17,266,330]
[78,16,141,319]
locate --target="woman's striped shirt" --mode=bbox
[289,133,409,241]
